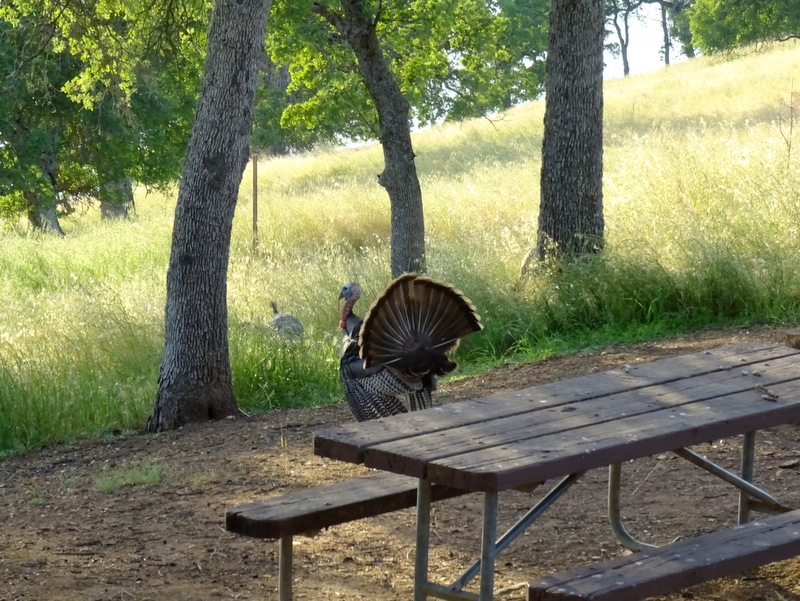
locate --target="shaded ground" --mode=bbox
[3,326,800,601]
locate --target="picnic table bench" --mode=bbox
[225,341,800,600]
[310,341,800,601]
[528,507,800,600]
[226,471,467,601]
[226,461,548,598]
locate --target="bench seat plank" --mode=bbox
[225,471,465,539]
[528,509,800,601]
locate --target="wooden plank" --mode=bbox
[617,342,788,381]
[314,376,643,464]
[425,378,800,491]
[528,509,800,601]
[314,343,794,464]
[225,472,465,539]
[359,352,800,479]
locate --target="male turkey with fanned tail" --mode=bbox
[338,274,483,422]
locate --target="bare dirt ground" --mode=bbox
[3,325,800,601]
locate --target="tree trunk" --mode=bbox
[146,0,271,432]
[315,0,426,277]
[25,142,65,235]
[620,22,631,78]
[610,12,631,77]
[99,177,135,219]
[660,2,671,66]
[532,0,604,264]
[26,199,65,235]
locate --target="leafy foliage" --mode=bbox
[0,1,204,224]
[263,0,549,146]
[3,42,800,453]
[690,0,800,53]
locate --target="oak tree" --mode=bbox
[3,0,269,429]
[0,3,200,230]
[690,0,800,53]
[268,0,549,276]
[530,0,605,265]
[146,0,272,431]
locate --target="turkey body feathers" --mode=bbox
[269,301,304,339]
[338,316,410,421]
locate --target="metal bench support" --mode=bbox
[414,477,432,601]
[608,431,790,553]
[739,430,756,523]
[279,535,293,601]
[414,473,583,601]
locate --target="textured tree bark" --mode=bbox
[534,0,604,263]
[660,2,671,66]
[146,0,271,432]
[26,200,65,236]
[99,177,135,219]
[314,0,426,277]
[26,143,65,236]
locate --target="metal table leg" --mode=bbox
[278,534,293,601]
[609,434,789,552]
[608,463,658,552]
[478,491,498,601]
[672,442,787,515]
[413,488,498,601]
[449,472,582,594]
[415,478,433,601]
[738,431,756,524]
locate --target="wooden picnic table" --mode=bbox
[313,342,800,601]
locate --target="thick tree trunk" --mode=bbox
[315,0,426,277]
[26,200,65,235]
[26,142,65,236]
[533,0,604,264]
[99,177,135,219]
[146,0,271,432]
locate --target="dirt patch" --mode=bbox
[3,326,800,601]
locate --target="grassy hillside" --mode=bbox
[2,41,800,456]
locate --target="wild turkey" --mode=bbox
[338,274,483,422]
[269,301,304,340]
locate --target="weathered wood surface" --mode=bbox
[314,343,800,491]
[528,508,800,601]
[785,328,800,349]
[225,472,464,539]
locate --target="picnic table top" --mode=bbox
[314,342,800,492]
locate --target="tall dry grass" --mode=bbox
[2,40,800,455]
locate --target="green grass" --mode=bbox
[2,40,800,456]
[94,462,165,493]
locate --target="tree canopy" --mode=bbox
[264,0,549,147]
[690,0,800,53]
[0,0,204,227]
[147,0,272,432]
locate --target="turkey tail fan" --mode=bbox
[359,274,483,372]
